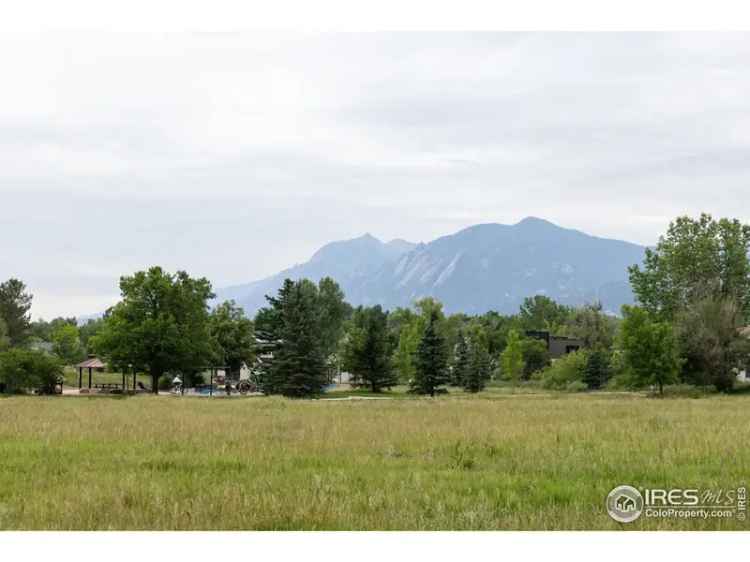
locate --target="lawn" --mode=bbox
[0,390,747,530]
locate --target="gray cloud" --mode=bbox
[1,32,750,318]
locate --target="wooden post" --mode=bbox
[88,367,92,389]
[122,372,125,392]
[210,368,214,397]
[78,367,82,389]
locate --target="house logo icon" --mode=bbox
[606,485,644,523]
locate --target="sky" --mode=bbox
[2,32,750,319]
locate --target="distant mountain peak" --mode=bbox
[215,218,646,316]
[515,216,559,228]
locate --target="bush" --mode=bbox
[158,375,174,391]
[659,384,711,398]
[540,350,588,390]
[521,338,549,379]
[565,380,588,392]
[605,371,636,390]
[0,349,63,394]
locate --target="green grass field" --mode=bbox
[0,390,747,530]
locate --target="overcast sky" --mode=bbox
[2,32,750,319]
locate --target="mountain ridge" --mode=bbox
[214,218,646,316]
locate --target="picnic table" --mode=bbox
[93,383,123,392]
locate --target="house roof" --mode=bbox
[76,357,106,369]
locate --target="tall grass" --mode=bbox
[0,392,747,529]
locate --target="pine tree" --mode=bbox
[411,311,449,396]
[272,281,328,397]
[464,334,491,393]
[0,278,32,347]
[342,306,397,392]
[582,349,611,390]
[452,331,470,387]
[253,279,294,394]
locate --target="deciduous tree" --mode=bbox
[519,295,571,332]
[93,267,215,393]
[500,329,525,382]
[620,305,681,395]
[51,323,84,365]
[209,300,255,380]
[676,296,750,392]
[628,214,750,321]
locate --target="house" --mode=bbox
[525,330,584,360]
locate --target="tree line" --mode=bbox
[2,213,750,397]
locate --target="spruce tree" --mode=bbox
[252,279,294,394]
[342,306,397,392]
[464,334,491,393]
[272,280,328,397]
[582,349,611,390]
[411,311,449,396]
[452,331,470,387]
[0,278,32,347]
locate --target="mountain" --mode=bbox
[215,218,646,316]
[215,234,418,314]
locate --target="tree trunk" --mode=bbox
[658,380,663,396]
[151,373,160,394]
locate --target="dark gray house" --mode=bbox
[525,330,583,360]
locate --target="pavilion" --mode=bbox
[76,356,111,391]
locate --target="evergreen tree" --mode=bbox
[342,305,397,392]
[253,279,294,394]
[260,279,328,397]
[464,332,491,393]
[452,331,470,387]
[0,317,10,352]
[0,278,32,347]
[582,349,611,390]
[411,311,449,396]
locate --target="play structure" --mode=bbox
[173,365,258,396]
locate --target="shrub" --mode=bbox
[0,349,63,394]
[540,350,588,390]
[521,338,549,379]
[605,371,635,390]
[659,384,711,398]
[565,380,588,392]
